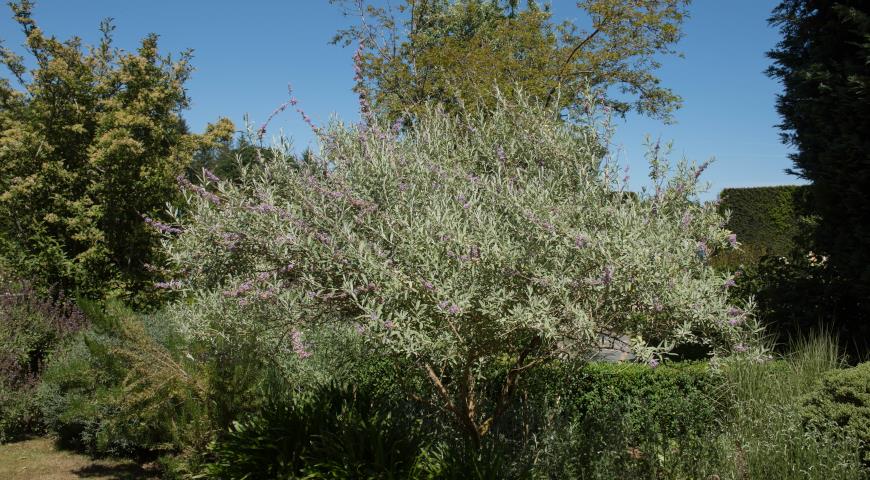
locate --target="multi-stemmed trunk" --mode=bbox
[422,336,543,448]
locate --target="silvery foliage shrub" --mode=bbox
[157,95,759,442]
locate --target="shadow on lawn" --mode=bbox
[72,463,158,480]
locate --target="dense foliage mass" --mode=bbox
[716,185,813,265]
[331,0,689,123]
[802,361,870,465]
[767,0,870,329]
[157,94,757,445]
[0,1,233,303]
[0,270,86,442]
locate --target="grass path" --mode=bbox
[0,437,159,480]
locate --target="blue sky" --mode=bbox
[0,0,802,199]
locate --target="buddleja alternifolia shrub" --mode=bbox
[156,95,759,445]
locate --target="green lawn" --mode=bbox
[0,437,159,480]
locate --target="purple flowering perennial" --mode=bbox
[143,215,182,235]
[496,145,507,164]
[697,241,709,261]
[437,300,462,315]
[680,211,693,228]
[601,266,614,285]
[177,175,221,205]
[291,331,312,359]
[727,233,738,248]
[155,280,183,290]
[203,168,221,183]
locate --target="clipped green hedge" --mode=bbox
[520,361,726,477]
[547,361,723,432]
[717,185,813,265]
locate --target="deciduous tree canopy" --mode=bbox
[331,0,689,123]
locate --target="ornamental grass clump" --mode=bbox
[159,94,758,445]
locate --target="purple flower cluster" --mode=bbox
[203,168,221,183]
[722,277,737,289]
[390,117,404,136]
[680,211,693,229]
[220,232,242,251]
[438,300,462,315]
[257,94,291,141]
[727,306,745,326]
[694,159,713,180]
[315,232,332,245]
[697,240,709,261]
[246,202,282,215]
[291,330,312,359]
[143,215,182,234]
[727,233,738,248]
[352,41,375,127]
[496,145,507,164]
[155,280,183,290]
[574,235,589,248]
[177,175,221,205]
[223,280,254,298]
[601,266,614,285]
[456,194,470,209]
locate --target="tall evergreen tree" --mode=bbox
[767,1,870,332]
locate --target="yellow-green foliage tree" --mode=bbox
[0,1,233,303]
[331,0,689,123]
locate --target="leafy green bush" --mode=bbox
[37,300,208,456]
[726,253,850,349]
[201,381,428,479]
[200,361,726,480]
[802,361,870,465]
[0,272,86,442]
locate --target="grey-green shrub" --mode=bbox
[158,94,759,444]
